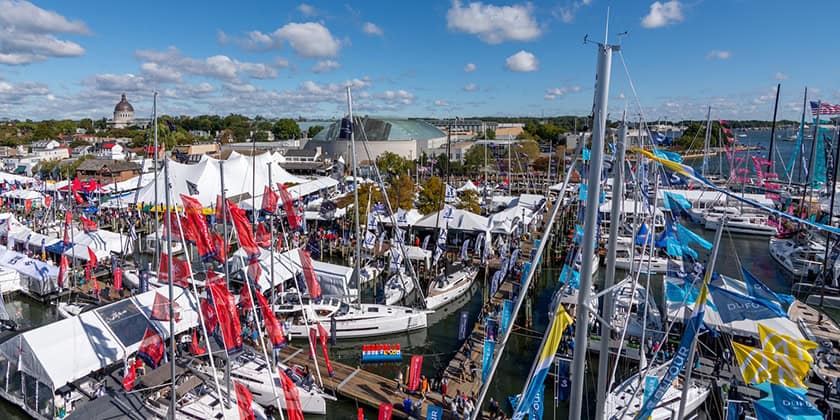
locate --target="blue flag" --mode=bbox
[500,300,513,334]
[426,405,444,420]
[742,268,794,310]
[509,385,544,420]
[482,338,496,382]
[458,311,469,341]
[726,401,744,420]
[769,383,822,417]
[708,283,788,323]
[521,262,532,286]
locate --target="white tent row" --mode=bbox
[1,189,44,204]
[457,180,479,193]
[374,209,424,227]
[488,204,535,234]
[0,172,36,185]
[304,208,347,221]
[101,173,156,194]
[663,275,805,341]
[413,208,490,233]
[8,229,59,250]
[0,246,58,295]
[134,152,332,207]
[43,180,69,192]
[230,247,354,298]
[66,228,131,257]
[0,285,199,392]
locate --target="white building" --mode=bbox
[108,94,135,129]
[306,117,446,162]
[97,143,126,160]
[30,140,68,161]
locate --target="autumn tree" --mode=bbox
[456,190,481,214]
[387,175,415,211]
[418,176,445,214]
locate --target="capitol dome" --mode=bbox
[112,93,135,128]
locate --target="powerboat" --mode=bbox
[605,363,709,419]
[702,206,777,236]
[273,296,428,339]
[425,263,478,310]
[769,237,824,278]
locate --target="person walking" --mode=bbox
[395,369,404,394]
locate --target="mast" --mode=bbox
[162,145,176,418]
[805,101,821,204]
[595,115,625,419]
[677,221,725,419]
[793,88,809,186]
[702,106,711,178]
[268,163,276,309]
[218,160,232,405]
[508,137,512,195]
[768,83,781,175]
[153,92,160,275]
[347,86,362,298]
[569,33,617,420]
[819,123,840,308]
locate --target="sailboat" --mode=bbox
[424,261,478,310]
[604,363,710,419]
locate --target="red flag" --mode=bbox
[73,190,84,204]
[80,216,97,232]
[159,253,190,287]
[137,328,165,368]
[240,285,253,310]
[317,322,334,377]
[200,298,218,333]
[227,200,260,257]
[113,267,123,291]
[212,233,228,263]
[277,183,299,229]
[24,199,31,212]
[57,255,68,288]
[309,327,317,359]
[235,381,255,420]
[298,249,322,300]
[408,355,423,392]
[122,365,136,391]
[278,368,305,420]
[180,194,216,261]
[151,292,182,322]
[247,258,262,285]
[358,408,364,420]
[71,177,82,192]
[378,403,393,420]
[44,195,51,208]
[261,185,279,213]
[255,291,285,348]
[215,195,224,221]
[256,223,271,248]
[85,265,91,283]
[208,279,243,351]
[87,247,98,267]
[190,329,206,355]
[163,211,184,241]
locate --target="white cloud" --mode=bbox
[464,63,477,72]
[544,85,581,100]
[464,83,479,91]
[376,89,415,105]
[434,100,450,107]
[273,22,341,58]
[555,0,593,24]
[140,62,182,83]
[774,72,789,81]
[0,0,89,65]
[641,1,684,29]
[224,82,257,93]
[135,47,277,81]
[274,57,290,68]
[446,0,541,44]
[297,3,317,16]
[362,22,384,36]
[706,50,731,60]
[312,60,340,73]
[87,73,148,93]
[505,50,539,72]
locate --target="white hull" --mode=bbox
[769,238,824,278]
[222,358,329,414]
[606,365,709,420]
[383,272,416,305]
[425,265,478,310]
[276,301,428,339]
[703,218,777,236]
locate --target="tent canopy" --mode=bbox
[69,228,131,256]
[0,285,198,390]
[230,247,353,297]
[457,180,479,193]
[2,189,44,202]
[413,208,490,233]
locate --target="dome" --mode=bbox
[114,94,134,113]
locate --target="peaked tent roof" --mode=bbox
[457,180,479,193]
[413,208,490,232]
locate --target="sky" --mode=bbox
[1,0,839,122]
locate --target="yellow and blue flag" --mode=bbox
[758,323,817,364]
[732,342,809,389]
[512,305,572,420]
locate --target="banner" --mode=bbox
[255,291,286,348]
[317,322,334,377]
[299,249,322,300]
[137,327,165,368]
[207,279,243,352]
[377,403,393,420]
[278,183,300,230]
[227,200,260,257]
[500,299,513,334]
[235,381,255,420]
[510,385,545,420]
[426,405,444,420]
[482,338,495,382]
[180,194,216,261]
[262,185,278,213]
[408,355,423,392]
[458,311,469,341]
[643,376,659,406]
[278,368,305,420]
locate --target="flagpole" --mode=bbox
[568,35,616,420]
[152,92,160,280]
[162,145,176,419]
[347,86,362,306]
[268,163,276,313]
[768,84,781,175]
[677,220,725,419]
[218,159,232,406]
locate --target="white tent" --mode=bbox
[0,246,58,295]
[375,209,424,227]
[230,247,354,298]
[1,189,44,204]
[0,172,36,185]
[457,180,479,193]
[66,228,131,256]
[0,286,198,393]
[134,152,331,207]
[488,205,535,234]
[101,173,155,194]
[8,229,59,251]
[414,208,490,232]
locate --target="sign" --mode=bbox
[481,338,495,382]
[643,376,659,406]
[458,311,469,341]
[408,355,423,391]
[426,405,443,420]
[361,344,402,363]
[500,299,513,334]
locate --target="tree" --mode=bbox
[418,176,445,214]
[272,119,301,140]
[456,190,481,214]
[254,131,269,142]
[308,125,324,138]
[94,118,107,130]
[31,122,56,140]
[255,120,273,132]
[532,156,550,172]
[377,151,410,178]
[463,144,489,172]
[517,139,540,163]
[79,118,93,132]
[387,175,415,211]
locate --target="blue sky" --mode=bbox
[1,0,838,122]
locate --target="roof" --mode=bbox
[102,143,116,149]
[284,149,318,158]
[76,159,140,173]
[114,93,134,112]
[414,207,490,232]
[312,117,446,142]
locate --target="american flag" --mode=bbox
[810,101,840,116]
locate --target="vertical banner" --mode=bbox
[458,311,469,341]
[426,405,444,420]
[408,355,423,392]
[377,403,393,420]
[481,338,495,382]
[500,299,513,334]
[643,376,659,406]
[726,401,743,420]
[521,262,532,286]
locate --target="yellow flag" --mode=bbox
[732,342,809,389]
[757,323,816,364]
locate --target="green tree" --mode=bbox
[456,190,481,214]
[463,144,489,172]
[32,122,56,140]
[255,120,273,132]
[418,176,445,214]
[387,175,415,211]
[94,118,107,130]
[79,118,93,132]
[254,131,270,142]
[272,119,301,140]
[377,151,410,177]
[308,125,324,138]
[517,139,541,163]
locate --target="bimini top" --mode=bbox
[0,285,199,390]
[312,117,446,142]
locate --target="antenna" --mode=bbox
[604,6,610,44]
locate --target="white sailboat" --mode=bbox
[604,363,709,420]
[701,206,778,236]
[424,262,478,310]
[769,236,824,277]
